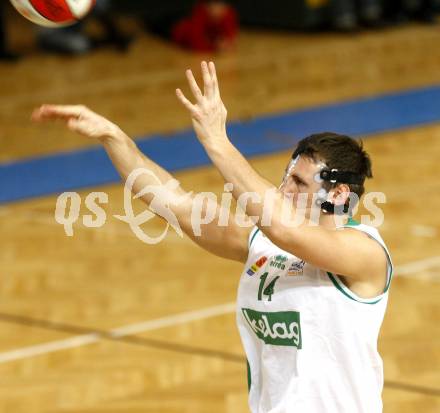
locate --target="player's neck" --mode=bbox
[318,211,349,229]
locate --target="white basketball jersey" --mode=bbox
[236,219,393,413]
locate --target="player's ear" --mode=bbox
[330,184,351,206]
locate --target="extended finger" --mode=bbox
[185,69,203,102]
[201,61,214,99]
[208,61,220,98]
[176,88,197,115]
[32,104,85,122]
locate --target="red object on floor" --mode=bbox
[171,2,238,52]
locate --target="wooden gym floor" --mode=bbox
[0,12,439,413]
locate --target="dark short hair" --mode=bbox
[292,132,373,198]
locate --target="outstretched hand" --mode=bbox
[31,105,122,143]
[176,61,228,148]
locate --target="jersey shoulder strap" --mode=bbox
[248,226,260,249]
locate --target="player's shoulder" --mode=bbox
[248,226,260,248]
[342,218,386,245]
[247,226,291,261]
[341,218,393,271]
[248,226,273,250]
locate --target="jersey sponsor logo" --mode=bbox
[287,260,305,276]
[242,308,302,348]
[270,255,288,270]
[246,256,268,276]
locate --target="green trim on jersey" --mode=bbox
[329,218,393,303]
[249,228,260,248]
[327,272,384,305]
[383,274,392,293]
[247,360,251,392]
[346,217,360,226]
[382,258,393,293]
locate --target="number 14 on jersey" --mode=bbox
[258,273,280,301]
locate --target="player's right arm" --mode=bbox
[32,104,250,263]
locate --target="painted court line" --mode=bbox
[110,302,236,338]
[0,302,236,364]
[0,257,438,365]
[394,256,440,278]
[0,334,100,364]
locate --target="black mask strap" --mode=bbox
[320,169,363,185]
[319,169,362,215]
[320,201,351,215]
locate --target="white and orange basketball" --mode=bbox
[10,0,96,27]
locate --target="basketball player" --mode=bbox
[32,61,392,413]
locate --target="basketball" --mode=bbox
[9,0,95,27]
